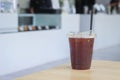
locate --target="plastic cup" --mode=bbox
[69,32,95,70]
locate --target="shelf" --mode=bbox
[18,14,61,27]
[18,14,34,17]
[18,14,61,17]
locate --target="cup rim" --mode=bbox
[68,31,95,38]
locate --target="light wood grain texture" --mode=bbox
[16,60,120,80]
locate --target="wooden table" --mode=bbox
[16,60,120,80]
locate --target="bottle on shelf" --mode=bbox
[18,25,24,32]
[38,26,42,30]
[41,26,46,30]
[49,25,56,29]
[32,26,38,31]
[24,25,29,31]
[28,25,33,31]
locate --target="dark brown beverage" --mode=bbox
[69,37,94,70]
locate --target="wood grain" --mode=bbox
[16,60,120,80]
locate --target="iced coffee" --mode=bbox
[69,32,95,70]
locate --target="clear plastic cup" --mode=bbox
[69,31,95,70]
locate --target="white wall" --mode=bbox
[94,14,120,49]
[0,14,80,76]
[80,14,92,32]
[0,13,18,28]
[0,13,18,33]
[80,14,120,49]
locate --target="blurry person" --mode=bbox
[110,0,119,14]
[29,0,52,13]
[75,0,82,13]
[75,0,96,14]
[87,0,96,13]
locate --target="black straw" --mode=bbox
[90,7,93,35]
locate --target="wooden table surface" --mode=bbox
[16,60,120,80]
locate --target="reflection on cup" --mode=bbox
[69,32,95,70]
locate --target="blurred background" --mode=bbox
[16,0,120,14]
